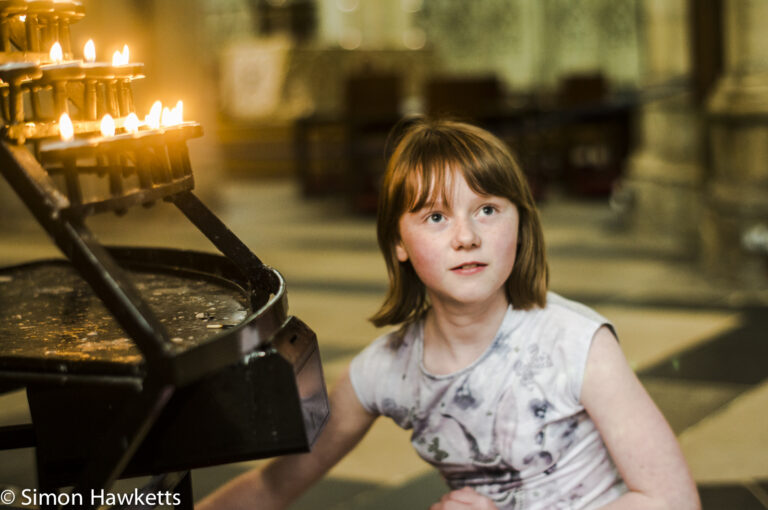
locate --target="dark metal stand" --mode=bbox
[0,132,330,508]
[0,4,328,507]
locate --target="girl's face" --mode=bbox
[395,171,519,311]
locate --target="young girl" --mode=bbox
[199,118,700,510]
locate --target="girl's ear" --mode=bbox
[395,240,409,262]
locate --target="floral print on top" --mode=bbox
[349,292,627,509]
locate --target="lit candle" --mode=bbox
[173,100,183,124]
[50,42,64,64]
[100,114,115,137]
[59,112,74,141]
[161,106,172,127]
[84,39,96,63]
[159,100,184,127]
[145,100,162,129]
[124,112,140,134]
[112,44,130,66]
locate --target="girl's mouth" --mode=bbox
[451,262,487,271]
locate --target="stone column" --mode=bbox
[618,0,704,254]
[703,0,768,287]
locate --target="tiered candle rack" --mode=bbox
[0,2,329,509]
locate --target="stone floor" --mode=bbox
[0,177,766,509]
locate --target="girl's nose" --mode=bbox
[451,218,481,249]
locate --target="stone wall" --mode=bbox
[619,0,704,254]
[703,0,768,287]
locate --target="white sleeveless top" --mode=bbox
[349,292,627,509]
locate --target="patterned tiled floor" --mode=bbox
[0,176,766,509]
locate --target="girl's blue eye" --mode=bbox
[427,213,444,223]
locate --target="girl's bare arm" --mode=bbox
[197,367,377,510]
[581,326,700,510]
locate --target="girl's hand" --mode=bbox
[429,487,498,510]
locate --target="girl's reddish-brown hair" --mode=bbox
[370,117,548,328]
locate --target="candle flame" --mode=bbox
[84,39,96,63]
[160,100,184,127]
[174,100,183,123]
[111,44,130,66]
[100,114,115,137]
[50,42,63,64]
[161,107,172,127]
[59,113,74,141]
[124,112,140,134]
[145,100,162,129]
[19,15,26,22]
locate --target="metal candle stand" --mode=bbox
[0,2,330,509]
